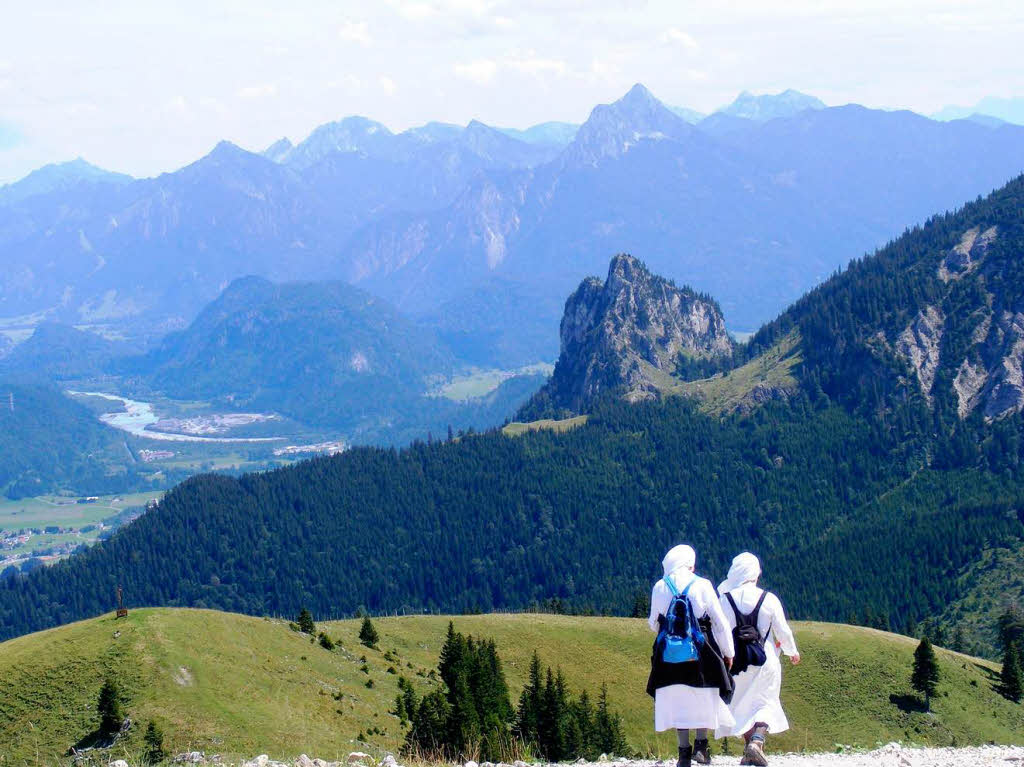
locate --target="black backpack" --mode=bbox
[726,591,769,675]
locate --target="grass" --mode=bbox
[435,364,554,402]
[502,415,589,436]
[670,331,802,415]
[0,492,160,532]
[0,609,1020,765]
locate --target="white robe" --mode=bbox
[715,584,798,738]
[649,571,736,731]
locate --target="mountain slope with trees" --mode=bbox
[3,177,1024,651]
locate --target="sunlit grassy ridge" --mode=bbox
[502,415,589,436]
[0,609,1020,765]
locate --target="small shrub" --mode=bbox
[319,633,335,651]
[365,678,375,689]
[97,678,124,736]
[359,617,379,648]
[296,608,316,635]
[144,721,166,764]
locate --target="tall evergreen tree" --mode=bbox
[1001,643,1023,703]
[594,683,628,756]
[911,637,940,710]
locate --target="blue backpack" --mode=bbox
[658,575,705,664]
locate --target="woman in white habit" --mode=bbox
[648,544,735,767]
[716,552,800,766]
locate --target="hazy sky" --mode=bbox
[1,0,1021,182]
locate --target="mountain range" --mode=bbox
[3,175,1024,653]
[3,85,1024,369]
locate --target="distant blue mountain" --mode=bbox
[0,158,131,204]
[717,89,826,121]
[3,85,1024,370]
[498,121,579,146]
[933,96,1024,125]
[667,105,705,123]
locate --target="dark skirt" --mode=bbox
[647,617,735,703]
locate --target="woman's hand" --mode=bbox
[790,653,801,666]
[724,656,733,670]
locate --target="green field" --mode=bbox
[0,492,160,532]
[0,492,161,565]
[503,415,589,436]
[437,364,554,402]
[0,609,1019,766]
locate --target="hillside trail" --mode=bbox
[218,744,1024,767]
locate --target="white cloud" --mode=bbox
[378,76,397,94]
[338,19,372,46]
[237,83,278,100]
[392,2,438,21]
[662,27,699,51]
[454,58,498,84]
[506,56,567,77]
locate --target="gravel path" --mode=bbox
[174,744,1024,767]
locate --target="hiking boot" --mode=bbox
[742,739,768,767]
[692,738,711,765]
[677,745,693,767]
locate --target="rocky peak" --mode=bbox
[286,116,395,168]
[564,83,692,166]
[522,254,733,416]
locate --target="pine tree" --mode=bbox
[514,651,543,749]
[911,637,940,710]
[359,616,379,648]
[951,624,966,654]
[296,607,315,635]
[405,689,451,757]
[144,721,166,764]
[595,683,627,756]
[1001,643,1023,703]
[97,678,125,736]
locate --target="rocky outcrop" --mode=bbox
[895,306,944,402]
[982,311,1024,419]
[938,226,997,282]
[522,255,733,415]
[953,359,987,418]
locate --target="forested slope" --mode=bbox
[3,176,1024,647]
[2,394,1022,642]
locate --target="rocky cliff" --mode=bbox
[520,255,733,416]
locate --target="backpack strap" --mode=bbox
[663,575,679,597]
[749,591,768,624]
[725,592,743,622]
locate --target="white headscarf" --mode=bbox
[718,552,762,594]
[662,544,696,577]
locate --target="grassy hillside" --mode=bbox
[0,609,1020,765]
[671,331,802,415]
